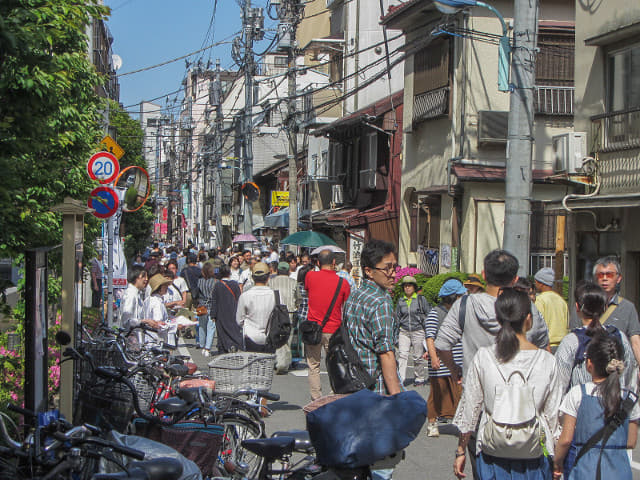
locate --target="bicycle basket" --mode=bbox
[132,418,224,477]
[74,380,134,433]
[131,372,157,413]
[208,352,275,393]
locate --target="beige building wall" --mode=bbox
[398,0,575,268]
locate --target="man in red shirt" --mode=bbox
[304,249,351,400]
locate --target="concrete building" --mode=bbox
[383,0,577,275]
[553,1,640,304]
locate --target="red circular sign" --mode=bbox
[87,152,120,184]
[88,186,119,219]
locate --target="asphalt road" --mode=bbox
[179,340,640,480]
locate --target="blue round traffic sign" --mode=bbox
[88,186,119,219]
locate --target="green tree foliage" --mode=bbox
[106,100,154,262]
[0,0,109,259]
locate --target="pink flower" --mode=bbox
[10,392,17,402]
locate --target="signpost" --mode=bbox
[87,151,120,184]
[87,186,119,219]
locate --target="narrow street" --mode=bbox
[177,341,639,480]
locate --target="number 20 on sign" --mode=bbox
[87,151,120,184]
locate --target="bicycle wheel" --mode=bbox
[218,413,264,479]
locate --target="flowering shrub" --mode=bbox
[394,266,423,283]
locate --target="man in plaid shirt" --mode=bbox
[344,239,402,396]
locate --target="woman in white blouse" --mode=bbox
[120,266,158,330]
[453,287,562,480]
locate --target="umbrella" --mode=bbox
[232,233,258,243]
[280,231,337,248]
[311,245,345,255]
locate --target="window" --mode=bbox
[608,44,640,112]
[536,27,575,87]
[410,197,440,252]
[412,38,451,123]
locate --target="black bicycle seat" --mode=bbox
[154,396,187,414]
[242,436,295,460]
[166,364,189,377]
[177,387,206,404]
[272,429,314,453]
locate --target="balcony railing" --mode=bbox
[413,87,449,126]
[590,107,640,153]
[534,86,574,116]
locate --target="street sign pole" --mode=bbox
[106,215,114,325]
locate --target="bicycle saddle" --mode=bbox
[177,386,208,404]
[242,436,295,460]
[154,396,187,414]
[272,429,314,454]
[166,364,189,377]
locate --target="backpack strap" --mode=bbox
[458,294,469,332]
[489,348,542,385]
[274,289,281,305]
[599,298,620,325]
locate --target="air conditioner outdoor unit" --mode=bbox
[478,110,509,145]
[553,132,587,174]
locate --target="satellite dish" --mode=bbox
[112,54,123,71]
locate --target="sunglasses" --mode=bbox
[595,271,618,280]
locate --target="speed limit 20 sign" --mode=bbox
[87,152,120,184]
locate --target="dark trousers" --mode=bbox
[91,280,102,308]
[243,336,275,353]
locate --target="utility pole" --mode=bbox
[279,0,304,235]
[502,0,538,277]
[242,2,260,235]
[213,59,224,248]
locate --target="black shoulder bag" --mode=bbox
[573,390,638,480]
[326,322,376,394]
[300,277,344,345]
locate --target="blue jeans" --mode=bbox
[370,468,393,480]
[198,315,216,350]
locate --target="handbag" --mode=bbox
[300,277,344,345]
[326,323,376,394]
[195,305,208,316]
[481,349,545,459]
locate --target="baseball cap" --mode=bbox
[252,261,269,276]
[439,279,467,297]
[277,261,290,273]
[401,276,417,285]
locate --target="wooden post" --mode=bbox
[554,215,566,295]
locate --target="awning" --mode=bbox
[264,207,289,228]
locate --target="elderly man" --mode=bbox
[534,267,568,353]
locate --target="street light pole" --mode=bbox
[243,1,255,235]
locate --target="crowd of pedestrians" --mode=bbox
[114,239,639,480]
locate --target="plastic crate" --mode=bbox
[208,352,275,394]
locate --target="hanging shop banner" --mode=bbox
[271,190,290,207]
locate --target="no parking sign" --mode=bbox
[88,186,119,219]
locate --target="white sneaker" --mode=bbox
[202,350,210,357]
[426,422,439,437]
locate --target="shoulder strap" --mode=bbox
[320,277,344,329]
[458,294,469,331]
[599,300,619,325]
[489,348,542,384]
[221,280,237,300]
[575,390,638,478]
[274,289,281,305]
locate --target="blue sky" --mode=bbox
[104,0,274,115]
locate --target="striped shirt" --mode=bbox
[554,326,638,393]
[344,278,399,395]
[197,277,217,312]
[425,305,463,377]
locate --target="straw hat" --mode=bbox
[464,274,485,289]
[149,274,171,294]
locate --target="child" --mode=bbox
[553,333,639,479]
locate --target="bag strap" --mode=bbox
[274,289,281,305]
[489,348,542,384]
[575,389,637,480]
[458,294,469,332]
[320,277,344,330]
[221,280,237,300]
[599,299,620,325]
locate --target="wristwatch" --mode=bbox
[455,450,466,458]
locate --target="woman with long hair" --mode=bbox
[553,333,639,479]
[554,281,637,394]
[229,255,242,283]
[453,288,561,479]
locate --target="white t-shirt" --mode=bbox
[560,381,640,421]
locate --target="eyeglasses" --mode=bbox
[596,271,618,280]
[372,263,398,275]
